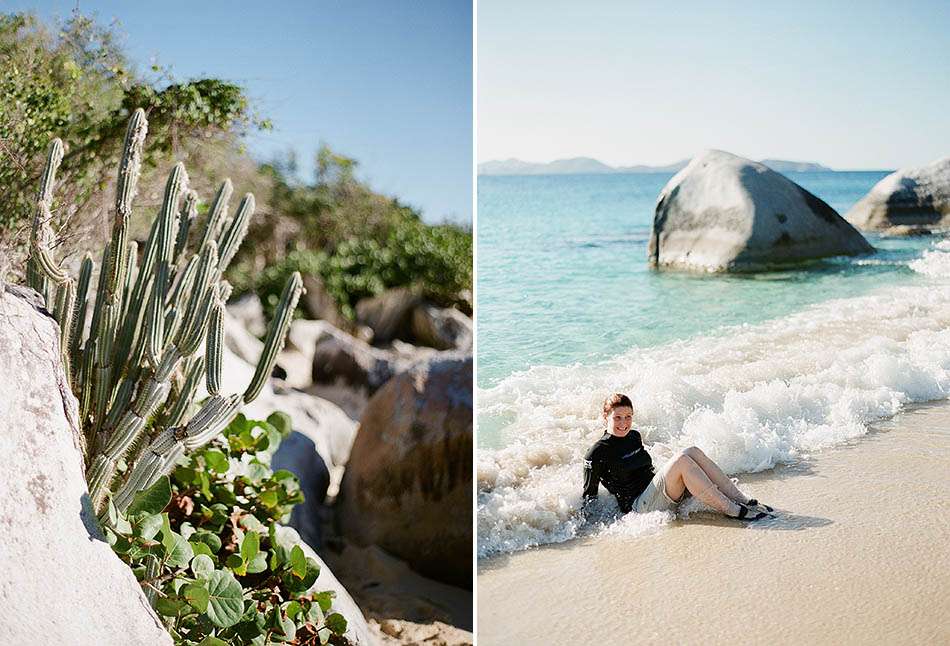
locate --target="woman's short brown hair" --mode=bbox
[602,393,633,417]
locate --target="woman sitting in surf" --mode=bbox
[582,393,774,521]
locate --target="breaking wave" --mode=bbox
[477,240,950,557]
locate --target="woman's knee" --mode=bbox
[670,451,697,473]
[683,446,705,461]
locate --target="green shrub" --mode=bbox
[103,412,351,645]
[227,143,471,324]
[230,216,472,323]
[0,11,266,269]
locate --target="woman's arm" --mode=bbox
[582,453,602,505]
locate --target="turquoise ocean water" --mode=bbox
[477,171,950,557]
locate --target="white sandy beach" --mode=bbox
[477,402,950,645]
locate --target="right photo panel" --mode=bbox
[476,2,950,644]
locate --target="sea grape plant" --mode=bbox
[27,108,303,517]
[106,413,349,645]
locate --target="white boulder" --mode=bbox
[846,157,950,233]
[0,285,172,645]
[649,150,873,271]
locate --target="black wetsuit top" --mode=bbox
[582,430,655,513]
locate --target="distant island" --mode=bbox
[477,156,833,176]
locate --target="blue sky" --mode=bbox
[478,1,950,170]
[15,1,472,224]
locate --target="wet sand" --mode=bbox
[477,403,950,645]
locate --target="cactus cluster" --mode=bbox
[27,108,303,517]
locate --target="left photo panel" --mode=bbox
[0,3,473,645]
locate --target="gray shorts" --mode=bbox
[634,460,688,513]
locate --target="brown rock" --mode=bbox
[355,287,421,344]
[338,354,472,587]
[410,304,473,351]
[311,324,405,393]
[301,273,348,328]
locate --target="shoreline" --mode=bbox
[477,401,950,645]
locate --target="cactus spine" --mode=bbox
[27,110,303,517]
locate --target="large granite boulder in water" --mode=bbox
[338,354,472,587]
[0,285,172,645]
[845,157,950,233]
[649,150,873,271]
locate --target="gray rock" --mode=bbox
[355,287,421,344]
[410,303,473,351]
[272,431,331,548]
[649,150,873,272]
[0,287,172,645]
[301,273,348,328]
[312,325,408,393]
[215,347,358,498]
[277,319,339,388]
[338,354,472,587]
[226,292,267,337]
[846,157,950,233]
[273,526,376,646]
[222,309,264,365]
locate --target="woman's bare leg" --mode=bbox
[682,446,751,504]
[664,454,740,516]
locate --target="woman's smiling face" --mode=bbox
[605,405,634,437]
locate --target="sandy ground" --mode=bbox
[477,402,950,645]
[324,541,473,646]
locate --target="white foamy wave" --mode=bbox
[478,261,950,558]
[909,240,950,276]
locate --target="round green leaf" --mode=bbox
[155,595,185,617]
[162,532,194,569]
[182,582,210,613]
[260,489,278,508]
[246,551,268,574]
[127,476,172,516]
[205,570,244,628]
[284,601,301,620]
[203,449,229,473]
[241,531,260,562]
[106,497,118,526]
[136,513,164,541]
[266,411,292,437]
[191,554,214,579]
[289,545,307,579]
[190,540,214,558]
[325,612,347,634]
[194,530,222,553]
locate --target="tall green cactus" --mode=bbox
[27,109,304,517]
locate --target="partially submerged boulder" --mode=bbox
[845,157,950,233]
[0,285,172,645]
[649,150,873,271]
[338,354,473,587]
